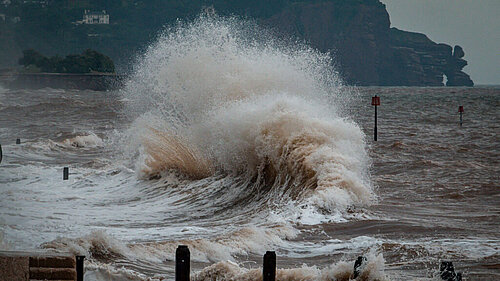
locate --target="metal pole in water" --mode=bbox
[175,245,190,281]
[0,144,2,164]
[375,104,378,141]
[63,167,69,180]
[76,255,85,281]
[263,251,276,281]
[371,95,380,141]
[458,106,464,127]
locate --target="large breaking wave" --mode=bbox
[121,14,374,216]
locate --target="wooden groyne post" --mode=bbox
[440,261,462,281]
[352,256,367,279]
[175,245,190,281]
[76,255,85,281]
[63,167,69,180]
[263,251,276,281]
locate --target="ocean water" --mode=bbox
[0,16,499,280]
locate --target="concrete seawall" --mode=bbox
[0,251,77,281]
[0,73,125,91]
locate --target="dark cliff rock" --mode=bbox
[453,45,465,59]
[387,28,451,86]
[388,28,473,86]
[264,0,473,86]
[265,0,391,85]
[446,45,473,86]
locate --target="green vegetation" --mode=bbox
[18,49,115,73]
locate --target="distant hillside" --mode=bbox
[0,0,473,86]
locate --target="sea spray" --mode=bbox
[121,14,373,211]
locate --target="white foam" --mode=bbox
[0,229,12,250]
[62,133,104,148]
[0,84,7,94]
[191,251,388,281]
[42,229,389,280]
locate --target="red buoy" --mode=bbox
[458,106,464,113]
[372,96,381,106]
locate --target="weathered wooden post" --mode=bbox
[440,261,463,281]
[76,255,85,281]
[263,251,276,281]
[371,95,381,141]
[176,245,190,281]
[63,167,69,180]
[458,106,464,127]
[353,256,367,279]
[16,138,21,144]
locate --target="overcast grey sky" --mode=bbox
[382,0,499,85]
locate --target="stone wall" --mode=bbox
[0,251,77,281]
[0,253,29,281]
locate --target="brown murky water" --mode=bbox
[1,85,498,280]
[348,86,499,280]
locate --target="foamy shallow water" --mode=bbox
[1,16,499,280]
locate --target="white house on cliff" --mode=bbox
[82,10,109,24]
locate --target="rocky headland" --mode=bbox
[264,0,473,86]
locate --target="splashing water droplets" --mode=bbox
[121,14,373,211]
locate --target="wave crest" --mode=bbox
[63,133,103,148]
[142,128,213,179]
[121,14,372,210]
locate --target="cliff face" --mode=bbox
[388,28,473,86]
[264,0,473,86]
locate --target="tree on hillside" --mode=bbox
[18,49,115,73]
[18,49,45,67]
[82,49,115,73]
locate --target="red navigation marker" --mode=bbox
[372,95,380,141]
[458,106,464,113]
